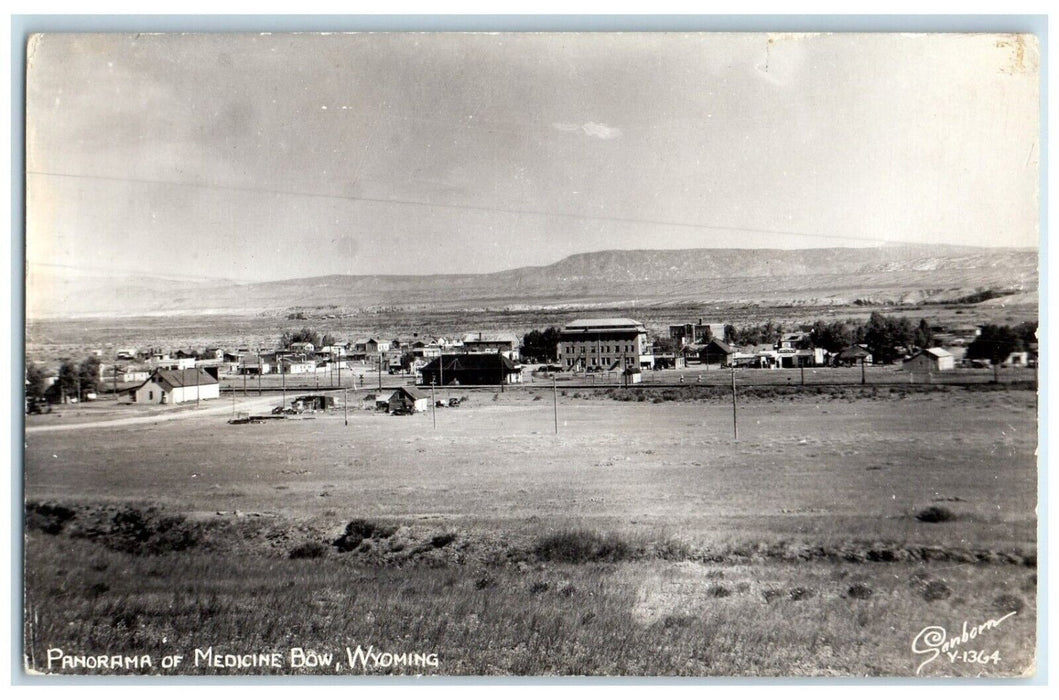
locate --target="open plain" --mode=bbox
[23,383,1038,676]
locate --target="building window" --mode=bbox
[148,390,153,400]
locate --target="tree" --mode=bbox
[863,312,913,364]
[520,326,561,362]
[279,327,322,350]
[56,359,79,401]
[967,325,1022,363]
[653,337,679,354]
[25,360,46,400]
[913,319,935,351]
[78,356,102,396]
[808,320,853,353]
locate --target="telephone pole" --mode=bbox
[730,365,738,441]
[553,375,558,435]
[431,381,436,429]
[343,388,348,427]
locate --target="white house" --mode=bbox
[132,368,220,404]
[280,356,316,374]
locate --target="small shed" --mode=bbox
[903,347,955,372]
[835,345,873,367]
[388,387,431,414]
[622,367,643,385]
[292,395,335,411]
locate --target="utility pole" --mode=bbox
[553,374,558,435]
[196,366,200,408]
[257,354,262,396]
[800,365,805,386]
[281,361,287,410]
[378,356,382,391]
[431,381,436,429]
[343,388,348,427]
[861,358,866,385]
[730,364,738,441]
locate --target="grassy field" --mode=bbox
[22,386,1038,677]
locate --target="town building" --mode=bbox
[279,355,317,374]
[387,386,431,414]
[903,347,955,372]
[700,338,737,366]
[419,354,523,386]
[558,318,654,371]
[131,368,220,404]
[460,332,521,361]
[668,320,726,347]
[835,345,873,366]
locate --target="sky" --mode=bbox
[25,32,1040,282]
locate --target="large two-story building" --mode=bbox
[558,318,654,371]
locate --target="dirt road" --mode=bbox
[24,395,281,433]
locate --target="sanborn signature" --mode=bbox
[911,611,1017,675]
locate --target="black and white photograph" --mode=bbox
[19,26,1041,679]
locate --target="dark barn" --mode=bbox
[419,354,522,386]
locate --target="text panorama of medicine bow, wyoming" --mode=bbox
[23,31,1040,678]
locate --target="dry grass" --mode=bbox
[22,388,1038,677]
[24,529,1036,677]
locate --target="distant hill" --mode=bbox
[26,245,1039,318]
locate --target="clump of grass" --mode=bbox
[707,584,731,598]
[334,519,398,552]
[662,614,697,629]
[762,589,784,603]
[26,503,77,535]
[923,580,952,601]
[993,593,1025,614]
[288,541,327,559]
[431,533,457,549]
[847,583,873,599]
[474,576,497,590]
[916,506,956,523]
[788,587,815,601]
[80,507,202,555]
[533,530,639,564]
[528,581,549,594]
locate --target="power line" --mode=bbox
[25,169,907,246]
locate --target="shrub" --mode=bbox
[993,593,1025,614]
[332,533,363,552]
[923,580,952,601]
[474,576,497,590]
[344,519,378,538]
[430,533,457,549]
[707,584,731,598]
[26,503,76,535]
[334,519,398,551]
[847,583,873,599]
[289,541,327,559]
[528,581,550,594]
[916,506,956,523]
[788,587,815,601]
[533,530,638,563]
